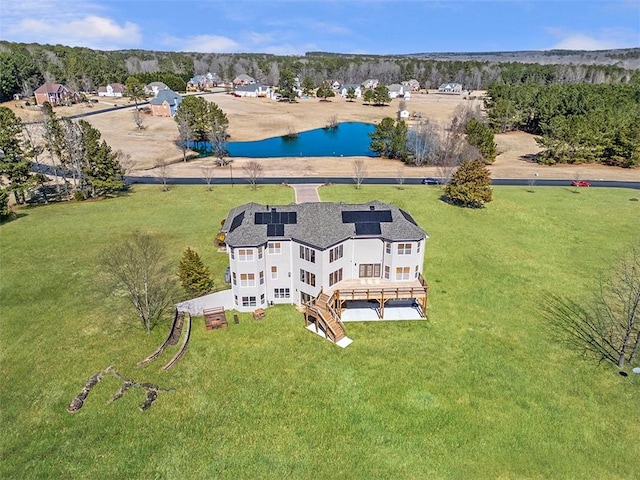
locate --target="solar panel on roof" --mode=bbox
[399,209,417,225]
[354,222,382,235]
[230,211,244,232]
[254,212,268,224]
[267,224,285,237]
[342,210,392,224]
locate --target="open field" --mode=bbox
[6,91,638,181]
[1,185,639,479]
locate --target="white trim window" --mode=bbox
[258,246,264,259]
[268,242,281,254]
[242,296,257,307]
[274,288,290,299]
[398,243,412,255]
[329,268,343,286]
[300,269,316,287]
[240,273,255,287]
[395,267,410,280]
[385,242,391,254]
[329,244,344,263]
[299,245,316,263]
[238,249,254,262]
[384,266,390,279]
[259,271,265,285]
[271,266,278,279]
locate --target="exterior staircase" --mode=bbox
[306,291,346,343]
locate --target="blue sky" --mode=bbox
[1,0,638,54]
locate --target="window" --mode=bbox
[359,264,381,278]
[271,266,278,279]
[417,242,421,253]
[329,244,344,263]
[258,246,264,259]
[238,249,254,262]
[232,272,237,285]
[300,292,313,304]
[230,249,235,260]
[259,271,264,285]
[240,273,255,287]
[242,296,257,307]
[274,288,290,299]
[396,267,410,280]
[415,265,419,278]
[329,268,343,286]
[268,242,281,254]
[385,242,391,254]
[299,245,316,263]
[260,293,265,305]
[398,243,412,255]
[384,266,390,279]
[300,269,316,287]
[234,295,238,305]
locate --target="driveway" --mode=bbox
[293,184,321,203]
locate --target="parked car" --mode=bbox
[571,180,591,187]
[422,177,441,185]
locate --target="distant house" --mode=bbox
[328,80,342,90]
[145,82,169,96]
[402,79,421,92]
[399,109,410,120]
[97,83,125,97]
[388,84,409,99]
[187,72,222,90]
[438,82,463,94]
[363,79,379,89]
[34,82,75,106]
[234,83,271,98]
[150,89,182,117]
[339,84,362,98]
[233,74,255,86]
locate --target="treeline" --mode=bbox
[1,41,639,102]
[485,83,640,167]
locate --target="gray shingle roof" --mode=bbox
[223,201,428,249]
[149,89,182,105]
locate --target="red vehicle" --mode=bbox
[571,180,590,187]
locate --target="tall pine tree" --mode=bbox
[444,159,493,208]
[178,247,215,297]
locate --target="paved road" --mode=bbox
[30,164,640,189]
[125,175,640,190]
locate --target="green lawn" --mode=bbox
[1,184,639,479]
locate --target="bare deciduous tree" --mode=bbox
[395,166,405,189]
[243,160,263,190]
[352,159,367,189]
[200,163,216,191]
[209,118,229,166]
[132,109,145,130]
[101,232,176,333]
[544,243,640,368]
[406,120,439,166]
[176,114,191,162]
[154,158,171,191]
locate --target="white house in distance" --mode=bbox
[438,82,463,94]
[339,84,362,98]
[388,83,410,99]
[97,83,125,97]
[234,83,272,97]
[145,81,169,96]
[220,201,429,343]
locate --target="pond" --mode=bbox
[191,122,377,157]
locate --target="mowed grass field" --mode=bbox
[1,184,639,479]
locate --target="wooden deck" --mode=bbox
[325,274,429,319]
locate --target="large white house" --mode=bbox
[221,201,429,314]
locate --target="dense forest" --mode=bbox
[1,41,639,102]
[485,83,640,167]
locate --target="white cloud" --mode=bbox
[160,34,239,53]
[8,15,142,50]
[547,28,640,50]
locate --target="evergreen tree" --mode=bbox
[369,117,408,160]
[0,107,33,204]
[277,69,298,102]
[316,82,335,101]
[301,76,316,96]
[0,188,10,221]
[444,159,493,208]
[363,88,375,104]
[78,120,125,196]
[465,118,497,163]
[178,247,215,297]
[346,87,356,102]
[373,85,391,105]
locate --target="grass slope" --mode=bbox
[1,184,639,479]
